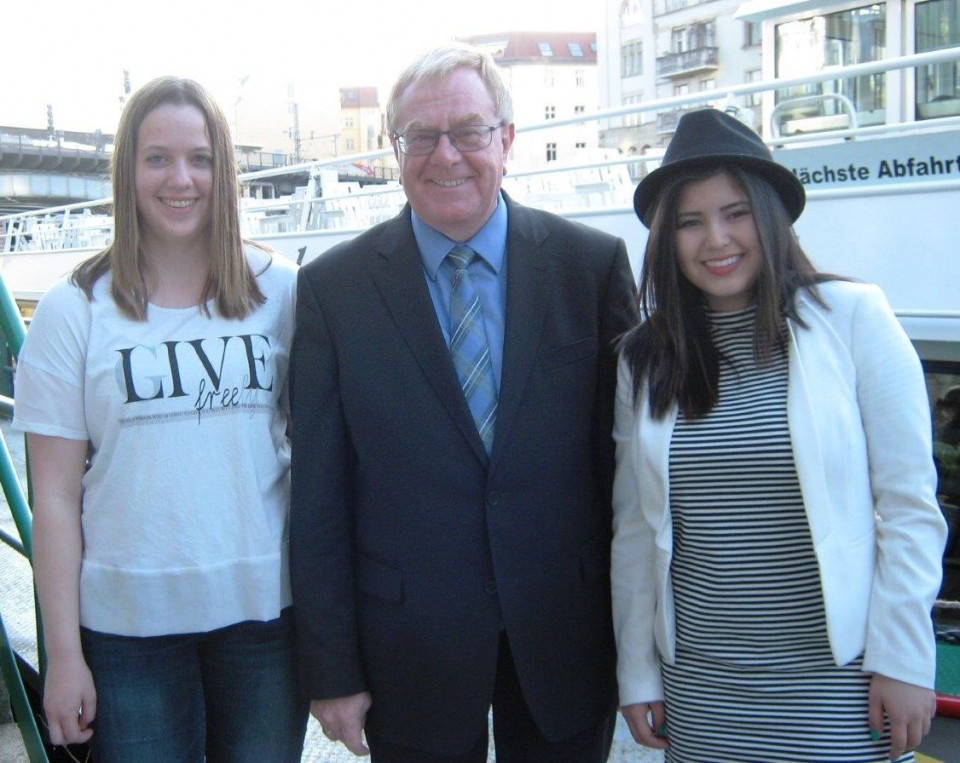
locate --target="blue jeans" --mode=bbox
[78,608,307,763]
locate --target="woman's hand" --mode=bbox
[621,701,669,750]
[868,673,936,760]
[43,653,97,745]
[27,434,95,746]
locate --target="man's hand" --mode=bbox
[311,692,373,756]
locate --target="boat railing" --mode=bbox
[2,46,960,253]
[1,201,114,255]
[769,93,860,138]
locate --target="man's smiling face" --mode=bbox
[392,66,514,242]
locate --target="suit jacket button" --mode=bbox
[487,491,499,506]
[484,581,498,595]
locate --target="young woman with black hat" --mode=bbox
[611,108,946,762]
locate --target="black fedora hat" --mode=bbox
[633,108,806,227]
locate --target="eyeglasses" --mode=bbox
[394,124,503,156]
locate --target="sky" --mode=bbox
[3,0,604,135]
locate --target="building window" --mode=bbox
[622,94,643,127]
[621,40,642,77]
[345,138,356,151]
[569,42,584,57]
[575,69,585,87]
[744,21,762,48]
[539,42,554,57]
[746,68,763,107]
[545,105,556,120]
[621,0,641,20]
[544,70,555,87]
[700,78,716,91]
[666,21,716,53]
[926,360,960,633]
[672,28,685,54]
[687,21,715,50]
[574,105,586,114]
[575,142,587,149]
[546,142,557,161]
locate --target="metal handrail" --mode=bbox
[0,613,46,763]
[3,45,958,227]
[769,93,859,138]
[0,267,46,760]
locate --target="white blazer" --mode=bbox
[611,280,947,706]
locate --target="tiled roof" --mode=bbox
[459,31,598,64]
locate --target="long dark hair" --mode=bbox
[620,162,842,420]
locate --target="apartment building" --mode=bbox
[599,0,960,154]
[460,31,602,172]
[339,86,385,156]
[598,0,764,155]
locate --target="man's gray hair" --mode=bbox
[386,42,514,134]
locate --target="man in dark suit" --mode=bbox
[290,43,637,762]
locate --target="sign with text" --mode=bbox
[772,129,960,190]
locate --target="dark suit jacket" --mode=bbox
[289,193,637,755]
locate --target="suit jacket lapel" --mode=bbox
[493,200,550,464]
[371,208,490,463]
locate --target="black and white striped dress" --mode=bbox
[662,307,910,763]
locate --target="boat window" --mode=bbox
[774,4,887,134]
[928,361,960,636]
[916,0,960,119]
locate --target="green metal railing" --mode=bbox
[0,270,50,763]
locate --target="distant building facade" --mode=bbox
[460,31,602,172]
[597,0,960,155]
[339,86,385,155]
[598,0,763,156]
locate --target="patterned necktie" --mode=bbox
[446,245,498,454]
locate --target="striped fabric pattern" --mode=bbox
[447,245,498,453]
[661,307,910,763]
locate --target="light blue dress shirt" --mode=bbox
[413,194,508,389]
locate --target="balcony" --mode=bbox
[656,108,704,134]
[600,124,659,156]
[656,47,719,79]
